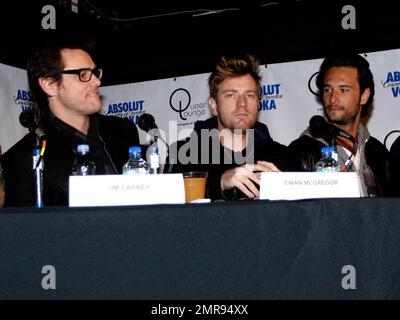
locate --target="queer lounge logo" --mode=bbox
[308,71,324,112]
[169,88,208,122]
[259,83,282,112]
[13,89,37,111]
[382,71,400,98]
[106,99,145,124]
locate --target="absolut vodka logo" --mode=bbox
[382,71,400,98]
[13,89,37,111]
[259,84,282,111]
[106,100,145,124]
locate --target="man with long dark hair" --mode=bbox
[289,54,390,197]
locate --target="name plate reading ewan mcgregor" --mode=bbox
[260,172,360,201]
[69,174,185,207]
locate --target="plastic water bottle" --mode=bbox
[148,146,160,174]
[314,146,340,172]
[71,144,96,176]
[122,146,149,175]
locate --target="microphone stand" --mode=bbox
[138,114,171,173]
[33,134,46,208]
[147,128,170,173]
[331,137,336,148]
[334,135,357,172]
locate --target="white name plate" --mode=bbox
[260,172,360,200]
[69,174,185,207]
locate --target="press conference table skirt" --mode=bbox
[0,197,399,299]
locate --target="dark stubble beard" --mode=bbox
[326,98,362,126]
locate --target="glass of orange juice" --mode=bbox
[183,171,208,203]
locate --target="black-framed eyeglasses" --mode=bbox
[61,67,103,82]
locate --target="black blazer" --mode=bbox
[289,135,391,197]
[389,136,400,196]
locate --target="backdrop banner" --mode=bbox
[1,48,400,155]
[0,63,34,153]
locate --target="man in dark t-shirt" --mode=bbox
[167,55,298,201]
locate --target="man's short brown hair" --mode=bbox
[208,54,262,99]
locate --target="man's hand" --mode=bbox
[220,161,280,198]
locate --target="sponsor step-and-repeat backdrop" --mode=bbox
[1,48,400,156]
[0,64,37,153]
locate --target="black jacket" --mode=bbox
[0,113,139,207]
[167,117,299,200]
[289,135,391,197]
[389,136,400,196]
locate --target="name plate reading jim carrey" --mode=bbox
[259,172,360,201]
[69,174,185,207]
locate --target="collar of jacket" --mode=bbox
[192,116,273,144]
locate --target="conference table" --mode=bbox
[1,198,400,299]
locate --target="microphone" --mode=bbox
[19,109,45,139]
[309,115,355,144]
[138,112,162,144]
[138,113,158,133]
[138,113,171,173]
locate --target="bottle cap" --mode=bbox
[77,144,89,154]
[128,146,141,156]
[321,146,330,156]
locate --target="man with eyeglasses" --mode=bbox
[0,41,139,207]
